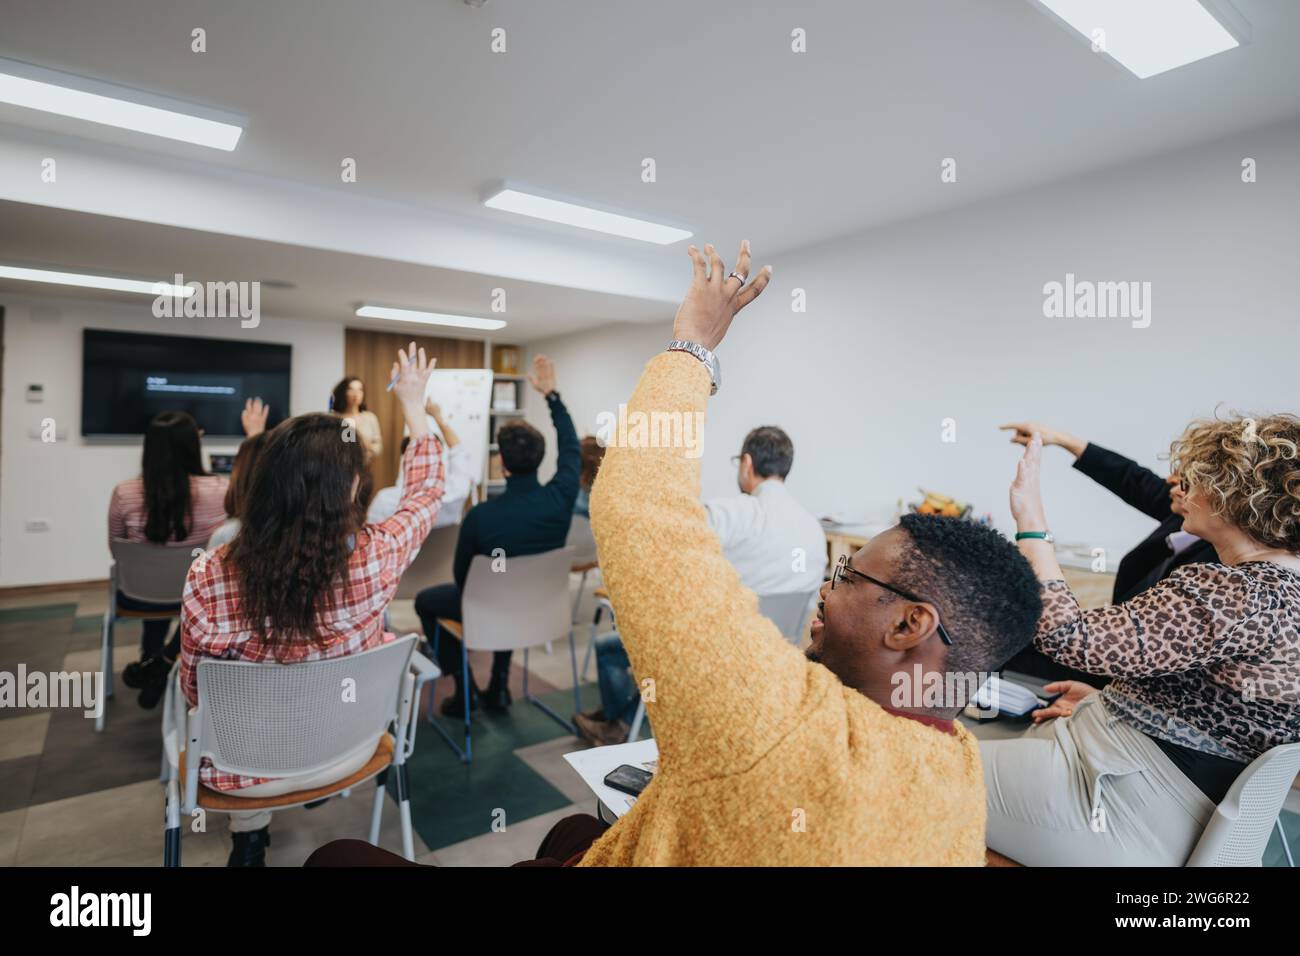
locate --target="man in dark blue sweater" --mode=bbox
[415,355,580,714]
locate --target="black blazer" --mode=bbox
[1072,443,1219,603]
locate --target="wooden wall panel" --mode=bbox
[342,329,486,490]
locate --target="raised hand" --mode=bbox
[672,240,773,351]
[1009,432,1048,529]
[241,397,269,436]
[527,354,557,396]
[391,340,436,438]
[1000,422,1085,457]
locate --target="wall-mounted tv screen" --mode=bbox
[82,329,291,438]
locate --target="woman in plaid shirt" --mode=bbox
[180,343,445,866]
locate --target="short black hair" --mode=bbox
[742,426,794,479]
[892,514,1043,676]
[498,420,545,475]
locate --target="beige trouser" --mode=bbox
[981,695,1216,866]
[225,739,379,833]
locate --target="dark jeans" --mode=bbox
[115,592,180,658]
[414,583,512,694]
[593,631,639,724]
[303,813,608,867]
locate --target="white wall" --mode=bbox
[0,297,344,586]
[525,120,1300,561]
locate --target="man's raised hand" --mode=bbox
[672,240,773,352]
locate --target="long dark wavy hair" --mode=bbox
[330,376,366,414]
[142,411,206,543]
[226,413,367,651]
[222,431,270,519]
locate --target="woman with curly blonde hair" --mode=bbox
[982,413,1300,866]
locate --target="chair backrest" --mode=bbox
[194,634,416,779]
[393,524,460,600]
[461,547,576,652]
[566,514,598,567]
[758,588,819,644]
[110,539,199,604]
[1185,742,1300,866]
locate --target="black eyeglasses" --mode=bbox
[830,554,954,646]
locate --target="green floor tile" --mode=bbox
[0,603,77,623]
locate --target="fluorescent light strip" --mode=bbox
[356,305,507,331]
[1037,0,1239,79]
[0,60,242,150]
[484,188,691,245]
[0,264,194,297]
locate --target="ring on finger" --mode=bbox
[726,271,748,285]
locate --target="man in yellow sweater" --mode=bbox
[574,240,1044,866]
[304,240,1044,869]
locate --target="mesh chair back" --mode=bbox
[194,634,416,779]
[1186,742,1300,866]
[758,588,819,644]
[566,514,598,566]
[110,539,199,603]
[393,524,459,600]
[461,547,575,652]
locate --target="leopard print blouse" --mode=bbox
[1035,561,1300,762]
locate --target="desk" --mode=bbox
[564,738,659,821]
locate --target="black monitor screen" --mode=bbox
[82,329,291,438]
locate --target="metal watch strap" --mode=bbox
[666,339,719,395]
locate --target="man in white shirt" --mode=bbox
[575,425,827,747]
[367,401,476,528]
[705,426,827,595]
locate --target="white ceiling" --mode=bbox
[2,0,1299,337]
[0,201,671,339]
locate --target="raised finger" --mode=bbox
[705,244,725,286]
[725,239,751,293]
[687,245,706,283]
[734,264,772,310]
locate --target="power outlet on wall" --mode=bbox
[25,519,51,533]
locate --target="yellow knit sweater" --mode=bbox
[581,351,987,866]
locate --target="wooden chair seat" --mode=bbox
[435,618,463,639]
[179,733,394,812]
[571,560,599,573]
[116,607,180,620]
[984,848,1024,867]
[593,587,609,601]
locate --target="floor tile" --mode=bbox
[0,807,26,866]
[423,802,588,867]
[0,712,50,762]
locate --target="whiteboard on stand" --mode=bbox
[420,368,494,484]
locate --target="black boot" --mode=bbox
[482,679,513,713]
[136,659,174,709]
[440,684,479,717]
[122,654,170,690]
[227,826,271,867]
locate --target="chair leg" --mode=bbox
[163,777,181,867]
[369,767,388,845]
[462,652,473,764]
[397,763,415,861]
[568,630,581,721]
[96,614,113,733]
[1278,818,1295,867]
[628,699,646,742]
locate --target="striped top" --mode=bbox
[108,474,229,547]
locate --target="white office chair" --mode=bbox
[1185,742,1300,866]
[393,524,459,601]
[162,634,435,865]
[99,539,198,732]
[623,587,820,742]
[428,546,579,763]
[566,513,601,657]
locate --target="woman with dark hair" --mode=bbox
[208,430,272,550]
[181,344,443,866]
[330,375,384,459]
[112,400,267,705]
[574,435,606,518]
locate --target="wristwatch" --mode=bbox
[1015,531,1055,543]
[666,339,721,395]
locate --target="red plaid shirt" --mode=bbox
[180,434,445,791]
